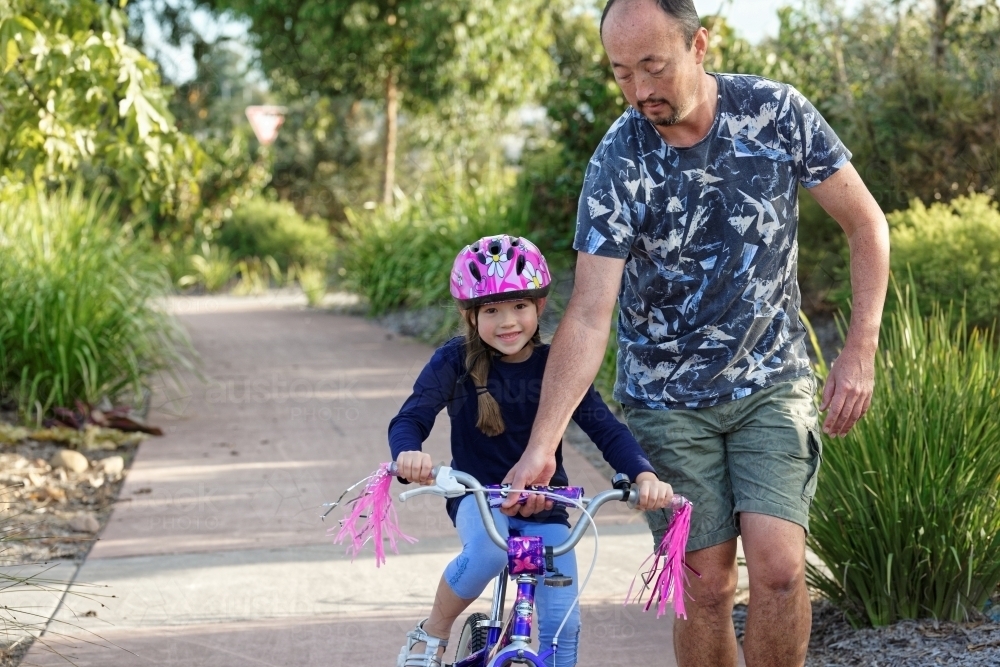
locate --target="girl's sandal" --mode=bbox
[397,619,449,667]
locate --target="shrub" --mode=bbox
[0,188,190,418]
[806,281,1000,626]
[217,198,334,272]
[881,194,1000,331]
[338,179,532,316]
[831,193,1000,329]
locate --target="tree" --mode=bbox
[0,0,202,219]
[202,0,560,206]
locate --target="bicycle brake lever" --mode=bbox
[397,466,466,502]
[432,466,467,497]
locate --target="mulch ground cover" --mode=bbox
[729,598,1000,665]
[0,419,145,666]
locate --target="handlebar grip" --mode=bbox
[484,485,584,509]
[626,488,639,510]
[398,486,439,502]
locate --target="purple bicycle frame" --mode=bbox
[449,536,555,667]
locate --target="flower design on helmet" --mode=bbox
[523,261,542,289]
[477,238,514,278]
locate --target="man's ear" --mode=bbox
[535,297,548,318]
[692,26,709,62]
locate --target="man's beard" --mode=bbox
[639,98,684,126]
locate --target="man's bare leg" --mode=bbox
[674,538,740,667]
[740,513,811,667]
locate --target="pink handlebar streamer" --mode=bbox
[329,463,415,567]
[625,497,696,619]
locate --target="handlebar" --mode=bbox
[393,464,641,557]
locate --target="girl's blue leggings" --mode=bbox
[443,495,580,667]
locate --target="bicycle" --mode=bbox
[391,464,676,667]
[325,462,692,666]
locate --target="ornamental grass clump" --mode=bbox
[806,281,1000,626]
[0,187,190,419]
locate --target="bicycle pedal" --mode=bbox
[544,574,573,587]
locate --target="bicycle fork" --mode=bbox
[486,574,551,667]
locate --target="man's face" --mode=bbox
[602,0,707,127]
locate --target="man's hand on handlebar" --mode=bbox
[632,472,674,511]
[499,448,556,517]
[394,452,435,485]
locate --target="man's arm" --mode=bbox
[807,162,890,437]
[500,253,625,515]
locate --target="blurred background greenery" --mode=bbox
[3,0,997,319]
[1,0,999,625]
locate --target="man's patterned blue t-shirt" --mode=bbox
[573,73,850,410]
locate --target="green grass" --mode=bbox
[0,187,191,419]
[805,281,1000,626]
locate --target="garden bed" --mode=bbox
[0,420,144,666]
[803,599,1000,666]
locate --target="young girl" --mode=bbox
[391,234,673,667]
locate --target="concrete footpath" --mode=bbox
[25,296,745,666]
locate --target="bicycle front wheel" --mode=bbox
[454,612,490,661]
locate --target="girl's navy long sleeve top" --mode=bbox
[388,337,655,526]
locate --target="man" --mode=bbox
[500,1,890,666]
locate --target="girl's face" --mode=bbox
[474,298,544,362]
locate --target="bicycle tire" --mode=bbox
[453,612,490,661]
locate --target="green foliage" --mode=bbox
[338,175,531,315]
[159,29,272,239]
[760,1,1000,212]
[519,3,625,252]
[297,266,328,307]
[882,194,1000,330]
[205,0,558,111]
[0,0,203,221]
[268,95,380,222]
[178,242,237,293]
[806,281,1000,626]
[217,198,334,271]
[0,188,190,418]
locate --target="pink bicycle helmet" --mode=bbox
[450,234,551,309]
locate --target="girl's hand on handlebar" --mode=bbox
[633,472,674,511]
[394,452,435,485]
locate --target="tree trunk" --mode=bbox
[382,72,398,206]
[932,0,954,70]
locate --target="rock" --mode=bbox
[69,513,99,533]
[50,449,89,473]
[97,455,124,477]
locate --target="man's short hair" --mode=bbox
[600,0,702,47]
